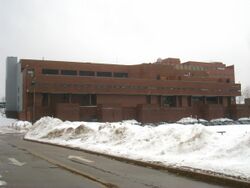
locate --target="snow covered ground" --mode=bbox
[0,176,7,187]
[23,117,250,180]
[0,109,31,134]
[1,110,250,181]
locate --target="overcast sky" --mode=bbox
[0,0,250,99]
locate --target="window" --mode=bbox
[42,93,49,106]
[113,72,128,78]
[80,94,96,106]
[42,69,59,75]
[191,96,204,104]
[79,71,95,76]
[61,70,77,76]
[90,94,96,105]
[63,94,70,103]
[162,96,177,107]
[146,96,151,104]
[188,96,192,107]
[97,72,112,77]
[206,96,218,104]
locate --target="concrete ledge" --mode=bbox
[24,137,250,188]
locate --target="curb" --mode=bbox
[24,137,250,188]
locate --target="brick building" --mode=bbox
[5,57,250,122]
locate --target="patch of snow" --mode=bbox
[25,117,250,180]
[0,117,16,127]
[0,116,18,134]
[210,118,233,122]
[198,118,208,123]
[0,109,5,118]
[10,121,32,133]
[0,174,7,186]
[0,180,7,186]
[238,117,250,121]
[0,114,31,134]
[177,117,198,124]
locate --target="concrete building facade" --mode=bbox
[5,57,250,122]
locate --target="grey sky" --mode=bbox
[1,0,250,99]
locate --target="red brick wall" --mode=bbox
[18,59,243,122]
[122,107,137,120]
[202,104,225,120]
[97,94,147,107]
[80,106,98,121]
[55,103,80,121]
[137,104,193,123]
[98,104,123,122]
[230,104,250,119]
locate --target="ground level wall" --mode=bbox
[15,103,250,123]
[14,93,250,123]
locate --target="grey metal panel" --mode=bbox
[5,57,18,111]
[17,63,23,112]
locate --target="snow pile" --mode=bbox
[10,121,32,133]
[26,117,63,138]
[0,112,31,134]
[25,117,250,179]
[0,115,17,134]
[0,108,5,118]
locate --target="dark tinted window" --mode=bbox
[97,72,112,77]
[162,96,177,107]
[79,71,95,76]
[42,69,59,75]
[61,70,77,76]
[146,95,151,104]
[80,94,96,106]
[90,94,96,105]
[42,93,49,106]
[113,72,128,78]
[63,94,70,102]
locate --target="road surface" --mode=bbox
[0,133,101,188]
[0,133,235,188]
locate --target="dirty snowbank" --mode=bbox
[25,117,250,180]
[0,110,31,133]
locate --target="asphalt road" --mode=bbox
[0,133,234,188]
[0,133,101,188]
